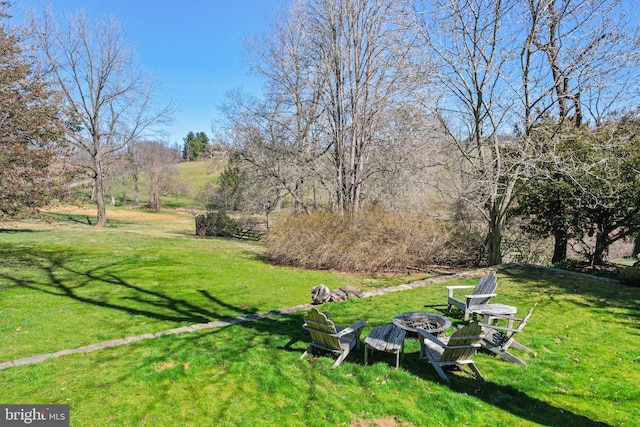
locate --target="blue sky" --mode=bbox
[10,0,638,147]
[12,0,281,146]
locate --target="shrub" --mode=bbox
[550,258,581,270]
[264,208,484,273]
[195,211,238,238]
[617,266,640,287]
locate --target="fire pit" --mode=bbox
[392,312,452,337]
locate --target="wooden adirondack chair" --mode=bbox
[479,303,537,365]
[300,308,366,368]
[446,271,498,321]
[417,322,485,382]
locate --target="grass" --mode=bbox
[0,210,414,362]
[1,208,640,426]
[176,159,221,191]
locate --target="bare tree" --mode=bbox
[239,1,330,214]
[30,9,172,226]
[232,0,426,215]
[521,0,639,129]
[221,89,324,214]
[307,0,421,214]
[135,140,180,212]
[361,103,445,210]
[415,0,525,265]
[125,140,143,205]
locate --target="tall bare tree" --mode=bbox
[221,88,324,214]
[233,0,425,215]
[308,0,420,214]
[416,0,524,265]
[239,1,330,214]
[30,9,172,226]
[136,140,180,212]
[521,0,639,129]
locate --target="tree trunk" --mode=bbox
[551,226,568,264]
[486,209,503,265]
[313,177,318,211]
[486,230,503,266]
[94,158,107,227]
[592,226,609,265]
[292,181,308,214]
[274,190,283,212]
[133,171,139,204]
[108,178,115,206]
[149,177,160,212]
[632,235,640,259]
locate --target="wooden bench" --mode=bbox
[364,324,406,369]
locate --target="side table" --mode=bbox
[364,324,406,369]
[469,303,517,329]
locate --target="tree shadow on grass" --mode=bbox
[451,376,611,426]
[0,245,266,327]
[418,265,640,329]
[355,345,611,427]
[0,243,319,362]
[421,303,457,318]
[165,311,613,427]
[0,228,42,233]
[500,264,640,329]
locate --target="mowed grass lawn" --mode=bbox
[1,208,639,426]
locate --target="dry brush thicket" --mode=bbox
[265,208,485,273]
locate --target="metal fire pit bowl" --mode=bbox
[392,312,452,337]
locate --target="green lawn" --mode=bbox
[0,211,408,362]
[1,210,639,426]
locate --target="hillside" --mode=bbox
[67,160,221,211]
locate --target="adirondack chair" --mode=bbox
[446,270,498,321]
[479,303,537,365]
[300,308,366,368]
[417,322,485,382]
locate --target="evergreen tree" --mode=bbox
[0,4,67,217]
[182,131,210,161]
[516,114,640,265]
